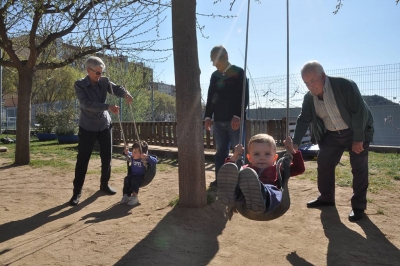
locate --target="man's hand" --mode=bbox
[125,94,133,104]
[231,116,240,130]
[204,118,212,131]
[352,141,364,154]
[108,105,120,114]
[284,136,295,154]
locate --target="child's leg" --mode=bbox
[238,168,267,213]
[122,175,131,195]
[217,162,239,205]
[120,175,132,204]
[264,184,283,213]
[130,175,145,196]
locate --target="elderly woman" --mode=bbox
[70,56,133,206]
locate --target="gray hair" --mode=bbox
[210,45,228,59]
[301,61,325,77]
[85,56,106,70]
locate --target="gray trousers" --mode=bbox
[316,129,369,209]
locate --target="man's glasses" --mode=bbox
[89,68,105,76]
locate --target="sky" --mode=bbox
[146,0,400,88]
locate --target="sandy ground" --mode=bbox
[1,155,400,266]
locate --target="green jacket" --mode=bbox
[293,76,374,146]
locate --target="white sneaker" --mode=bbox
[120,194,130,204]
[127,196,139,206]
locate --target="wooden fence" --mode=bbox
[112,118,312,148]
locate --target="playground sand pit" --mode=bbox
[1,157,400,265]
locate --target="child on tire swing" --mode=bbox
[121,141,158,206]
[217,133,305,219]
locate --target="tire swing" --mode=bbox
[95,0,157,189]
[123,104,157,188]
[232,0,292,221]
[125,151,157,188]
[234,154,292,221]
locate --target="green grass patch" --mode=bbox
[297,151,400,194]
[168,196,180,207]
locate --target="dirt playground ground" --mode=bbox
[1,155,400,266]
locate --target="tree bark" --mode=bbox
[172,0,207,207]
[15,69,34,165]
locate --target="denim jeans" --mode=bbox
[213,121,246,179]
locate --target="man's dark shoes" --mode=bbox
[69,193,81,206]
[100,184,117,195]
[307,199,335,208]
[349,208,364,222]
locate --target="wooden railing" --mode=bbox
[112,119,311,148]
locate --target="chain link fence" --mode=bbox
[2,63,400,146]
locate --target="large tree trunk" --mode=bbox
[15,70,33,165]
[172,0,207,207]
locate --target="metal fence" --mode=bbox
[200,63,400,146]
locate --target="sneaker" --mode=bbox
[217,163,239,206]
[238,168,265,213]
[127,196,139,206]
[120,194,130,204]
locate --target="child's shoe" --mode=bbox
[120,194,130,204]
[238,168,266,213]
[127,196,139,206]
[217,163,239,206]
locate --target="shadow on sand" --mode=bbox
[114,187,228,266]
[286,207,400,265]
[0,191,105,246]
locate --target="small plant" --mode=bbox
[35,108,58,133]
[55,106,79,136]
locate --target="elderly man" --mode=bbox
[293,61,374,221]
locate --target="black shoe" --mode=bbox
[69,193,81,206]
[349,208,364,222]
[307,199,335,208]
[209,180,218,187]
[100,184,117,195]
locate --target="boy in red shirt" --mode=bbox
[217,134,305,215]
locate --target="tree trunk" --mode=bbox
[15,70,33,165]
[172,0,207,207]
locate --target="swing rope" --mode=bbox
[233,0,292,221]
[95,0,143,155]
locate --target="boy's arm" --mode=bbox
[228,144,244,163]
[288,151,305,176]
[147,155,158,165]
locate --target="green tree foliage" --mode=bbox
[104,57,155,122]
[32,66,82,104]
[152,91,176,121]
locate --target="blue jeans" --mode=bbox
[213,121,245,179]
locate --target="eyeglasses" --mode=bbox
[89,68,105,76]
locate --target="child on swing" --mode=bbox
[217,134,305,217]
[121,141,158,206]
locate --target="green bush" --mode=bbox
[55,106,79,136]
[35,109,58,133]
